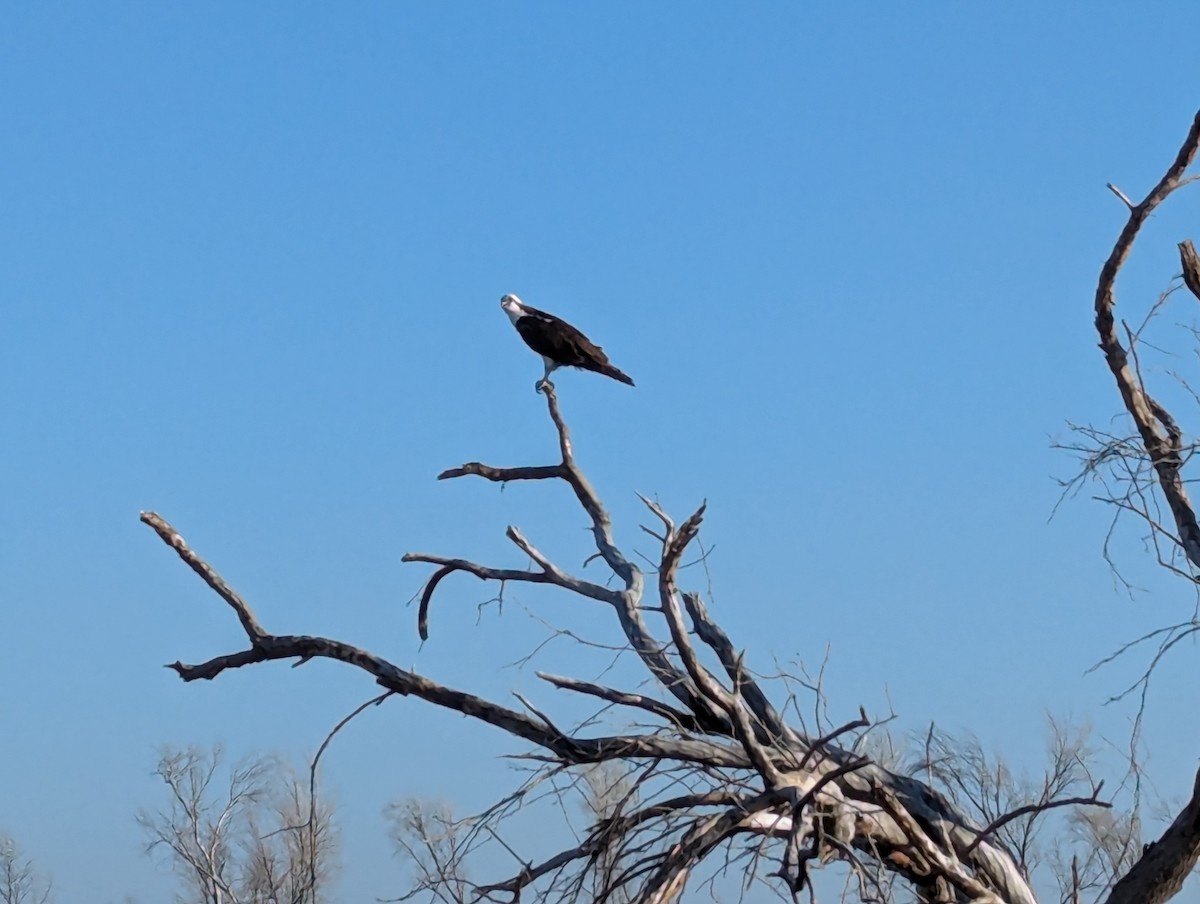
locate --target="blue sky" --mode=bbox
[4,3,1200,901]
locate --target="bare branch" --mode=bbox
[505,526,619,604]
[438,463,564,482]
[799,706,870,771]
[140,510,267,643]
[680,591,796,748]
[143,514,756,770]
[1094,108,1200,571]
[964,786,1110,856]
[1107,182,1135,209]
[404,534,620,641]
[537,672,707,733]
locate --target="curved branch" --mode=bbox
[402,555,547,641]
[1094,109,1200,570]
[413,564,467,642]
[404,533,621,640]
[963,786,1110,856]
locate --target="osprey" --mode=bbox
[501,294,635,389]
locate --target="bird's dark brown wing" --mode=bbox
[514,307,611,368]
[514,306,635,386]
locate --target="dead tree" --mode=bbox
[136,745,336,904]
[143,382,1110,904]
[143,112,1200,904]
[0,836,52,904]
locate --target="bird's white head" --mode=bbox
[500,294,525,324]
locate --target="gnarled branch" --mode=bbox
[1093,109,1200,571]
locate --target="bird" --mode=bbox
[500,294,635,390]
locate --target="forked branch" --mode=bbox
[1094,109,1200,571]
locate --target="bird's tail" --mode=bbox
[598,363,635,386]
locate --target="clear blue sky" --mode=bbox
[4,3,1200,901]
